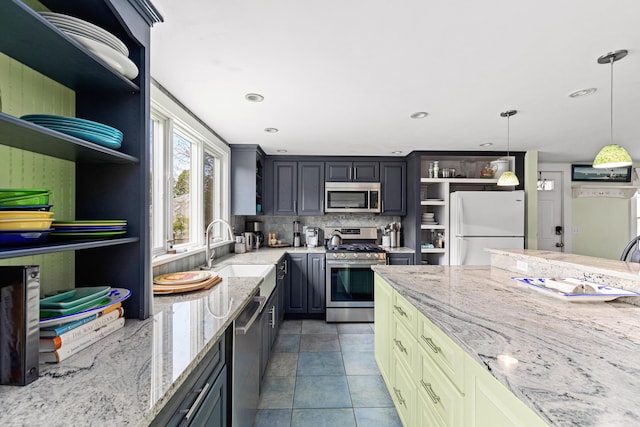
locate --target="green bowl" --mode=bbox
[0,193,50,206]
[0,189,50,199]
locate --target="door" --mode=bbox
[537,171,564,252]
[450,236,524,265]
[450,191,525,237]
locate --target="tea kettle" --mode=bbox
[328,230,342,246]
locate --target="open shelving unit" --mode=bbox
[0,0,161,319]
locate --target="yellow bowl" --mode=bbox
[0,218,54,230]
[0,211,54,219]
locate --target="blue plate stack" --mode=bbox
[20,114,123,150]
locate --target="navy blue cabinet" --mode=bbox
[387,253,414,265]
[272,161,298,215]
[326,161,379,182]
[380,161,406,215]
[285,253,326,316]
[271,160,324,216]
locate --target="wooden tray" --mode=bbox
[268,243,291,248]
[153,275,221,295]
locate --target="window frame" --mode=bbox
[151,82,231,257]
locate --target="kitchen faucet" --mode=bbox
[202,219,234,269]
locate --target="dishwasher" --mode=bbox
[232,291,266,427]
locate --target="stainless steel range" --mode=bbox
[324,227,386,322]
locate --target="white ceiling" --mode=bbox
[150,0,640,163]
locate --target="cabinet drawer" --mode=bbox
[418,345,464,427]
[418,385,446,427]
[392,315,417,372]
[392,291,417,337]
[391,352,416,427]
[418,313,464,390]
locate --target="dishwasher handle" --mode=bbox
[235,295,267,335]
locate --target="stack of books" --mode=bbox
[39,287,130,364]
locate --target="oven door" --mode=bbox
[325,260,383,308]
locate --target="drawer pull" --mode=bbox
[393,387,406,406]
[421,380,441,405]
[181,382,211,420]
[422,336,441,354]
[393,338,408,354]
[394,305,407,317]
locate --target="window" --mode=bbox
[151,81,230,256]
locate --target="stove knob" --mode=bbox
[353,253,359,258]
[332,253,338,259]
[366,253,372,258]
[340,253,346,259]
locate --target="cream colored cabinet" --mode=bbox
[374,274,548,427]
[464,355,548,427]
[374,275,393,383]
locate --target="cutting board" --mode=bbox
[153,275,221,295]
[268,243,291,248]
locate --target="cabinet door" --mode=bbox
[273,161,298,215]
[259,300,271,381]
[380,161,406,215]
[374,275,393,383]
[230,145,264,215]
[187,366,227,427]
[298,162,325,215]
[353,161,379,182]
[307,253,326,314]
[285,254,307,313]
[277,258,286,322]
[387,253,414,265]
[325,161,352,181]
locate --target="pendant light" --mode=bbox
[592,50,633,169]
[497,110,519,186]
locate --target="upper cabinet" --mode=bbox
[268,160,324,216]
[326,161,379,182]
[231,145,265,215]
[0,0,161,319]
[380,161,406,216]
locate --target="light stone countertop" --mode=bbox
[372,264,640,426]
[0,249,293,427]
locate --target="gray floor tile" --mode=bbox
[279,320,302,334]
[347,375,393,407]
[299,334,340,352]
[258,376,296,409]
[274,334,301,353]
[301,319,337,334]
[253,409,292,427]
[297,352,345,376]
[342,351,381,376]
[293,376,352,408]
[266,352,298,377]
[337,323,374,334]
[291,408,356,427]
[353,407,403,427]
[339,333,374,352]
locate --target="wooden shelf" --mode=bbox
[420,200,445,206]
[0,114,139,164]
[572,185,639,199]
[0,1,140,92]
[420,224,446,230]
[421,178,499,184]
[0,237,139,259]
[421,248,446,254]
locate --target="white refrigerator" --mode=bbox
[449,190,525,265]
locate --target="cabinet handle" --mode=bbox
[353,167,357,180]
[284,259,288,275]
[421,380,441,405]
[393,387,406,406]
[349,167,352,181]
[181,382,211,420]
[421,336,441,354]
[393,338,408,354]
[393,305,407,317]
[269,306,276,328]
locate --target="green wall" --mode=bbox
[0,52,76,294]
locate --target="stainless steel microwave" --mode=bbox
[325,182,381,213]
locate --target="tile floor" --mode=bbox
[253,320,402,427]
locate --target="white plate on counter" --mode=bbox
[513,277,640,302]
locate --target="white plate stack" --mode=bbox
[422,212,437,225]
[40,12,138,79]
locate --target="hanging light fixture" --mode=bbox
[592,50,633,169]
[497,110,519,186]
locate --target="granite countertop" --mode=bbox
[0,250,291,427]
[372,264,640,426]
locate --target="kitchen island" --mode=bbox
[372,253,640,426]
[0,248,292,426]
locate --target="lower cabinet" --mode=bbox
[151,327,230,427]
[284,253,326,316]
[387,253,415,265]
[374,274,547,427]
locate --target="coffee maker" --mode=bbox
[305,227,320,247]
[246,221,264,248]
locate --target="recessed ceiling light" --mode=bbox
[264,128,279,133]
[245,93,264,102]
[277,149,287,153]
[391,150,403,154]
[479,143,493,147]
[568,88,597,98]
[410,112,428,119]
